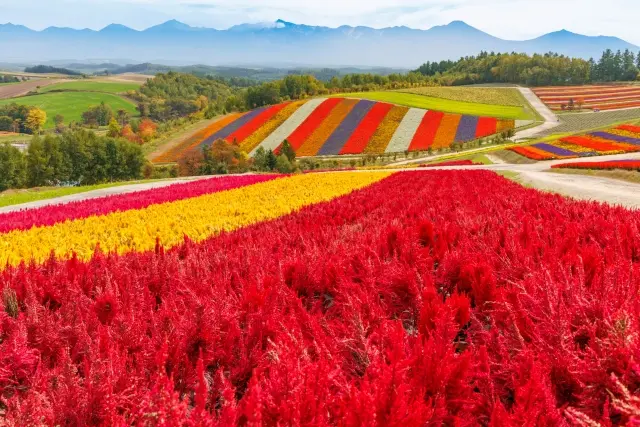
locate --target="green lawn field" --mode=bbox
[334,91,531,120]
[39,80,142,94]
[0,92,138,128]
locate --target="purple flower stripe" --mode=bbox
[317,100,376,155]
[454,115,479,142]
[590,132,640,146]
[198,107,268,148]
[533,143,579,157]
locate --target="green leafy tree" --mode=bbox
[0,116,13,132]
[0,143,26,191]
[275,154,293,173]
[253,146,269,171]
[279,140,296,163]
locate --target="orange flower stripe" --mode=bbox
[239,100,307,154]
[297,99,359,156]
[153,113,244,163]
[363,106,409,154]
[496,119,515,133]
[431,113,461,149]
[561,136,640,153]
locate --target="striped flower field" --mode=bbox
[154,97,515,162]
[3,170,640,424]
[533,85,640,111]
[509,124,640,160]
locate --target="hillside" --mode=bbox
[154,97,516,163]
[1,20,637,67]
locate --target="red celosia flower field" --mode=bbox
[1,171,640,425]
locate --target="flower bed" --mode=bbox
[509,124,640,160]
[317,100,375,155]
[432,113,462,149]
[3,171,640,424]
[297,99,359,156]
[408,110,444,151]
[0,172,390,266]
[552,159,640,170]
[158,98,516,161]
[154,113,244,163]
[363,105,409,154]
[0,175,279,234]
[240,100,306,154]
[340,102,393,155]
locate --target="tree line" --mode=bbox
[414,49,640,86]
[0,104,47,134]
[24,65,82,76]
[0,130,145,191]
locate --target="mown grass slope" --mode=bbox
[0,92,138,128]
[39,80,142,94]
[334,91,530,120]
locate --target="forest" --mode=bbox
[0,130,145,190]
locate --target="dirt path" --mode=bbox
[0,79,66,99]
[512,87,560,141]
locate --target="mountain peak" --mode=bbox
[100,23,137,33]
[147,19,193,31]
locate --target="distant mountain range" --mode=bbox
[1,19,638,68]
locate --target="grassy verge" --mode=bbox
[0,179,165,208]
[331,91,531,120]
[490,150,537,164]
[548,168,640,185]
[419,153,494,166]
[495,170,523,182]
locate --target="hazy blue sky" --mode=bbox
[2,0,638,44]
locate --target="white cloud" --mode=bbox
[1,0,639,44]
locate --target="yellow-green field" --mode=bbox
[332,91,531,120]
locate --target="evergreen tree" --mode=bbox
[266,150,277,171]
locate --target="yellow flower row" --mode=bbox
[0,172,392,267]
[608,129,640,140]
[363,106,409,154]
[239,101,306,154]
[553,141,595,153]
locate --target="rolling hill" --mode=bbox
[1,19,637,68]
[154,97,516,163]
